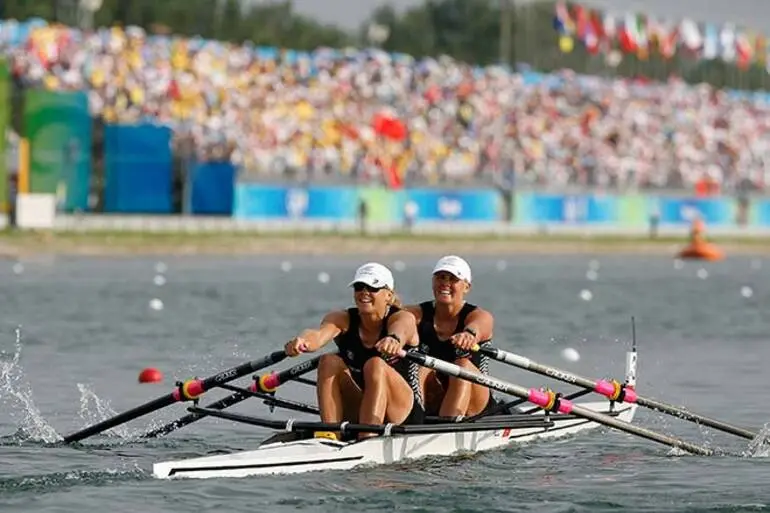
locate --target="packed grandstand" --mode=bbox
[1,18,767,192]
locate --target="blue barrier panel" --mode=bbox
[654,197,734,225]
[233,185,361,219]
[401,189,502,221]
[752,200,770,226]
[190,161,236,215]
[103,124,173,214]
[233,184,288,218]
[514,193,618,224]
[585,194,619,223]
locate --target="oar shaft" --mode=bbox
[63,349,287,444]
[254,354,323,393]
[635,396,757,440]
[142,354,325,438]
[187,407,557,436]
[404,351,713,456]
[481,346,757,440]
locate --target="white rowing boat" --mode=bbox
[152,400,637,479]
[152,346,640,479]
[61,323,753,477]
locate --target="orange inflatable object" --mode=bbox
[676,218,724,261]
[677,242,725,261]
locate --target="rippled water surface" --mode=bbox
[1,254,769,512]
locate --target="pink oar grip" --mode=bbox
[528,388,551,408]
[595,380,638,403]
[527,388,573,414]
[257,372,280,392]
[594,380,616,397]
[556,398,573,414]
[171,379,205,402]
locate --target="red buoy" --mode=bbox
[138,367,163,383]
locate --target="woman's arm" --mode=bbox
[451,307,494,351]
[285,310,348,356]
[375,310,418,356]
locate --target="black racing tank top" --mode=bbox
[418,301,491,369]
[333,307,423,407]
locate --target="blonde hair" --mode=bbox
[389,290,403,308]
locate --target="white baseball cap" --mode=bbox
[433,255,472,283]
[348,262,395,290]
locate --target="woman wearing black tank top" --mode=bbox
[405,255,495,418]
[284,263,422,439]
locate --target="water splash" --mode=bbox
[0,327,61,443]
[741,422,770,458]
[75,383,133,440]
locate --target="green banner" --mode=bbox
[0,59,8,212]
[358,186,399,222]
[24,89,91,212]
[617,194,650,227]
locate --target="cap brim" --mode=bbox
[433,266,470,282]
[348,277,390,288]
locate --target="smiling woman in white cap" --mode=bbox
[284,262,423,439]
[405,255,495,419]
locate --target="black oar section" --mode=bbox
[187,406,557,436]
[62,350,288,444]
[142,353,324,438]
[402,350,715,456]
[478,345,758,440]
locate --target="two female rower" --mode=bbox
[405,255,496,419]
[284,262,424,438]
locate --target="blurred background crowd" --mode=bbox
[1,1,769,193]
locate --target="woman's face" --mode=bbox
[432,271,469,306]
[353,282,392,314]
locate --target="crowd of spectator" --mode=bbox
[1,18,769,192]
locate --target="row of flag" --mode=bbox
[553,1,769,70]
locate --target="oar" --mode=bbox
[217,383,320,415]
[476,345,757,440]
[142,353,325,438]
[62,349,288,444]
[187,406,555,436]
[401,350,714,456]
[462,387,594,423]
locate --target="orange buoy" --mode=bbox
[676,218,724,261]
[676,243,725,261]
[138,367,163,383]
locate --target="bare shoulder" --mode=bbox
[389,309,417,325]
[468,305,495,324]
[473,305,494,318]
[402,304,424,323]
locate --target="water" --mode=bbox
[1,254,769,512]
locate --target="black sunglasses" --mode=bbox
[353,283,386,293]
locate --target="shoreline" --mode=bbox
[1,230,769,257]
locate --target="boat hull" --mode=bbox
[153,401,637,479]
